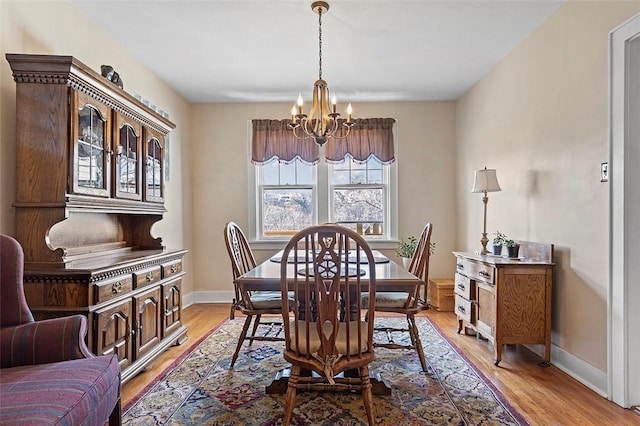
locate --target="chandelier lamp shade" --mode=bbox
[471,167,502,255]
[288,1,355,146]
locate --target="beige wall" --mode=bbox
[4,0,640,394]
[190,101,457,298]
[0,1,194,293]
[456,1,640,373]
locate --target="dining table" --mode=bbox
[234,249,424,395]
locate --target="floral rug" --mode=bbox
[123,317,527,425]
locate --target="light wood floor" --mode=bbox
[122,304,640,425]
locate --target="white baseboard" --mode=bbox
[183,291,235,309]
[550,343,608,398]
[182,292,609,399]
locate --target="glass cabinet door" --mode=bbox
[71,91,111,197]
[143,128,164,203]
[114,113,142,201]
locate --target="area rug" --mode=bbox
[123,317,528,425]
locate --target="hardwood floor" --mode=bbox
[122,304,640,425]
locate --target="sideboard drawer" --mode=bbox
[95,276,133,304]
[162,260,183,279]
[133,265,162,289]
[454,273,474,299]
[456,258,494,284]
[455,295,473,323]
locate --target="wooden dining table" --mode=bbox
[234,249,424,395]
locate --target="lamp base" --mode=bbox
[480,232,489,255]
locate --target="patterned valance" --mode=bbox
[251,119,319,164]
[251,117,396,165]
[325,118,396,164]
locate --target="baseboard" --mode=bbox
[550,343,608,398]
[183,291,235,308]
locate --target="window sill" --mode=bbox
[250,239,400,252]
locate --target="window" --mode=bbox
[259,158,315,238]
[330,157,387,237]
[250,118,397,244]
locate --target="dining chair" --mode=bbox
[224,221,287,368]
[279,224,377,426]
[365,222,433,372]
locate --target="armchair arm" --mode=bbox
[0,315,94,368]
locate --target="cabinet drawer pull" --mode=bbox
[111,281,124,294]
[457,305,466,314]
[146,272,154,282]
[456,263,464,269]
[457,283,466,290]
[170,264,178,274]
[479,270,490,277]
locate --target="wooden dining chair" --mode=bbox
[366,222,433,371]
[224,221,287,368]
[280,224,377,426]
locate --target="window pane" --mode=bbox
[296,161,313,184]
[262,160,279,185]
[368,169,383,184]
[263,189,313,237]
[333,188,383,235]
[280,161,297,185]
[332,170,350,185]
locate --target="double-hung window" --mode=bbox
[250,118,396,244]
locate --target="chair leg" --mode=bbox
[248,313,262,345]
[408,314,428,372]
[283,365,299,426]
[360,365,376,425]
[230,314,253,368]
[108,398,121,426]
[229,299,236,320]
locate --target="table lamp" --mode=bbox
[471,167,501,254]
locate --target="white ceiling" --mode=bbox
[70,0,563,104]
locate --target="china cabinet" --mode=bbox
[6,53,187,383]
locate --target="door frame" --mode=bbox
[609,12,640,408]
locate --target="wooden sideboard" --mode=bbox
[6,53,187,383]
[453,242,553,366]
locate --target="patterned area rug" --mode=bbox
[123,317,527,425]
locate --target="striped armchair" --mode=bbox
[0,234,122,425]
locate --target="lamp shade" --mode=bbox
[471,167,501,193]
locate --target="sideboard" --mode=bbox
[453,242,553,366]
[6,53,188,383]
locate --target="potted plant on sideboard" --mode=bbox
[503,237,520,258]
[492,231,506,256]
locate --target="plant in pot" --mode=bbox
[503,237,520,258]
[396,236,417,268]
[396,236,437,268]
[492,231,506,256]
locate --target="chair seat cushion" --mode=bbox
[288,320,369,355]
[249,291,292,309]
[362,291,409,309]
[0,354,120,425]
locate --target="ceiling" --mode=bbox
[70,0,563,104]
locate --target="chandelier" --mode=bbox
[288,1,355,146]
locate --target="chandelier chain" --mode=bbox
[318,7,323,80]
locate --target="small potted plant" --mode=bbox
[503,237,520,258]
[492,231,506,256]
[396,236,417,268]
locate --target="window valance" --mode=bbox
[251,117,396,165]
[325,118,396,164]
[251,119,319,164]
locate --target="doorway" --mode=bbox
[609,12,640,408]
